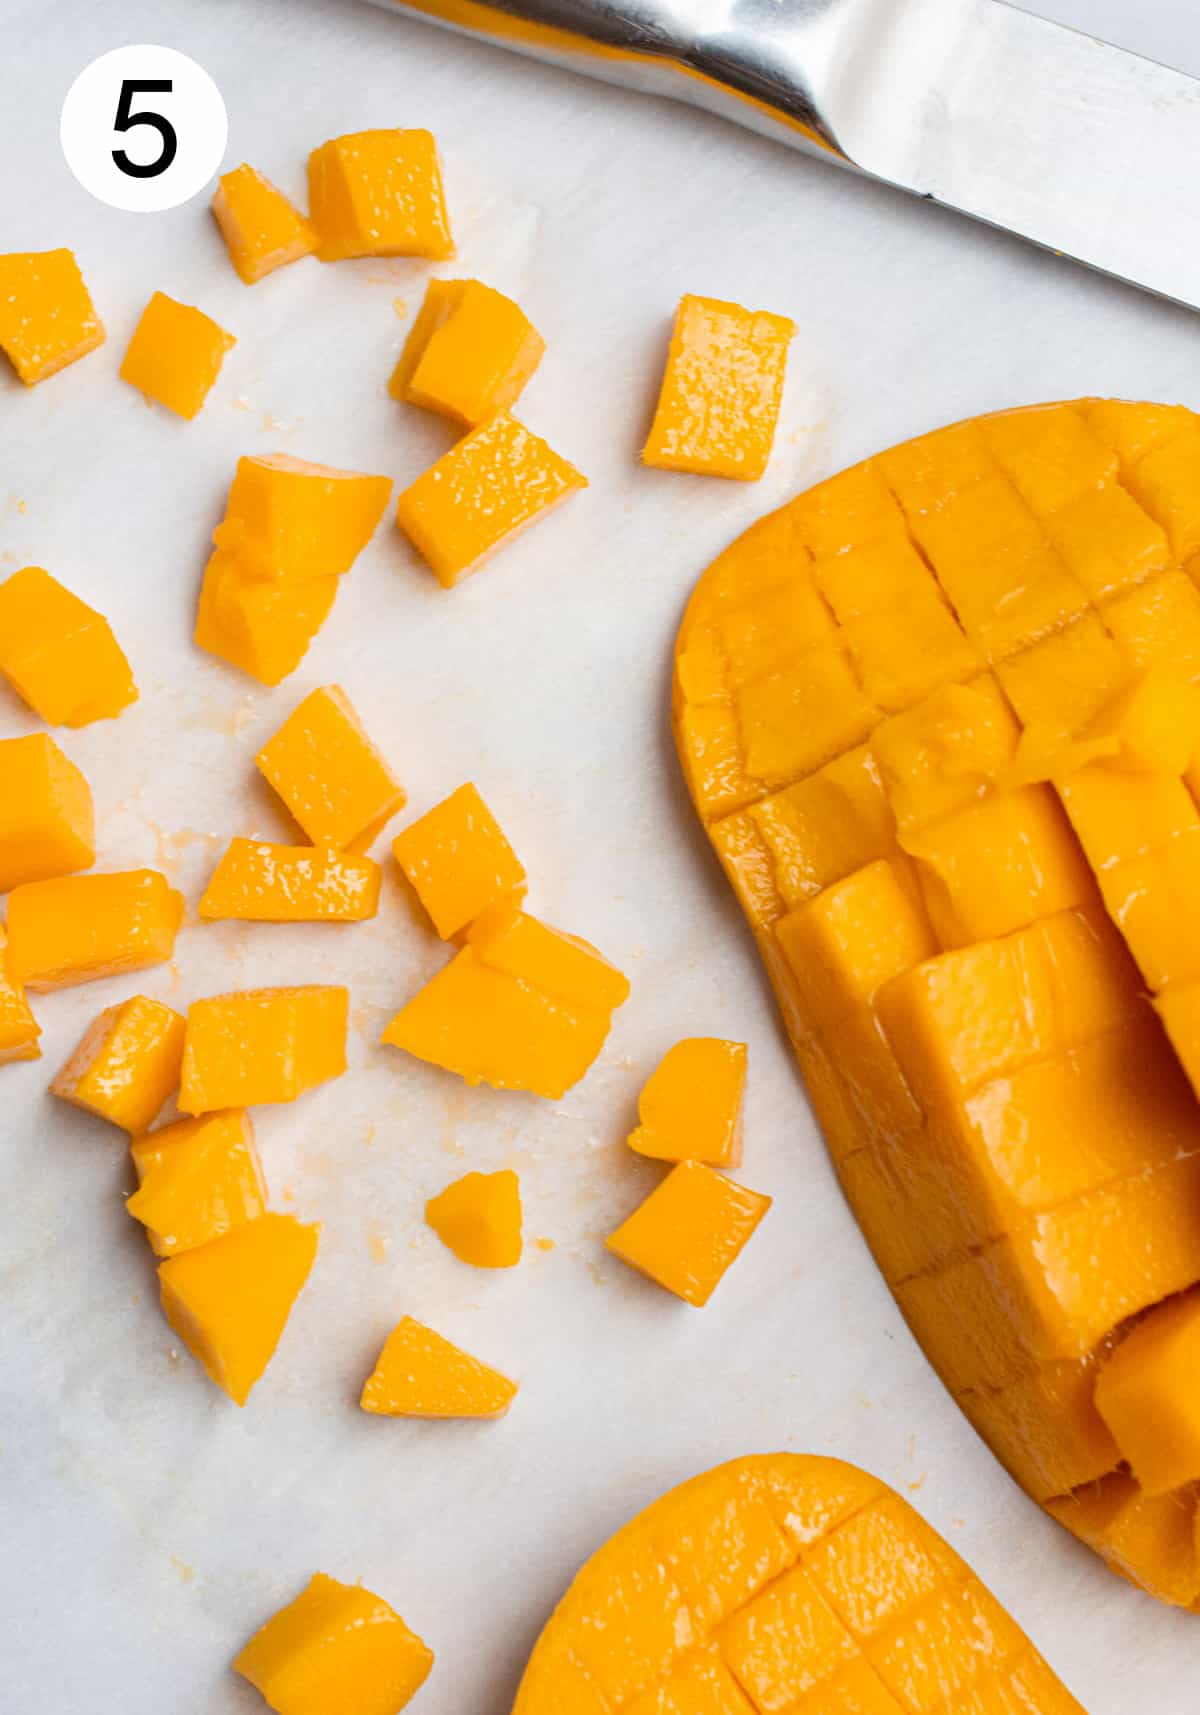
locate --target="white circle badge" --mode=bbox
[61,45,228,213]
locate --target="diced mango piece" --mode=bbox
[193,550,338,686]
[1123,427,1200,561]
[256,685,405,851]
[128,1109,265,1255]
[308,128,453,261]
[51,995,184,1132]
[119,291,235,419]
[360,1314,516,1417]
[1093,1290,1200,1495]
[5,870,182,991]
[628,1038,747,1167]
[0,930,40,1064]
[996,613,1132,734]
[606,1161,771,1306]
[748,746,895,909]
[0,733,94,892]
[1059,762,1200,868]
[0,248,104,384]
[957,1356,1119,1503]
[395,411,587,588]
[425,1167,522,1268]
[871,679,1019,833]
[775,860,937,1023]
[1081,666,1200,775]
[211,163,318,284]
[1046,481,1170,600]
[198,839,381,922]
[159,1212,318,1406]
[1103,568,1200,684]
[235,1572,433,1715]
[392,782,525,938]
[802,1493,964,1640]
[0,565,137,726]
[466,903,630,1010]
[643,294,795,481]
[214,453,392,582]
[736,647,880,786]
[179,986,347,1115]
[1097,827,1200,990]
[1047,1472,1200,1610]
[390,277,544,426]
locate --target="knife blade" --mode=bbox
[363,0,1200,311]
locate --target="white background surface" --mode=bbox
[4,0,1200,1708]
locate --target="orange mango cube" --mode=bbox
[0,931,40,1064]
[5,869,183,992]
[390,277,544,426]
[308,128,453,262]
[643,294,795,481]
[360,1315,516,1418]
[256,685,406,851]
[0,565,137,726]
[627,1037,747,1167]
[194,549,338,687]
[51,995,184,1133]
[235,1572,433,1715]
[128,1110,266,1256]
[158,1212,318,1406]
[179,985,348,1115]
[214,453,392,582]
[1082,665,1200,775]
[211,163,318,284]
[0,249,104,384]
[392,782,525,938]
[395,410,587,588]
[119,291,235,419]
[198,839,381,922]
[606,1160,772,1306]
[425,1168,523,1268]
[1093,1289,1200,1495]
[0,733,94,892]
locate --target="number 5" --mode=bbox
[112,78,178,179]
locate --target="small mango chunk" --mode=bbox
[1093,1289,1200,1495]
[425,1168,522,1267]
[179,986,348,1114]
[235,1572,433,1715]
[214,453,392,582]
[606,1161,771,1306]
[199,839,381,922]
[466,903,631,1010]
[194,550,338,686]
[1081,665,1200,775]
[0,565,137,726]
[871,678,1019,833]
[391,277,545,426]
[51,994,184,1133]
[392,782,525,938]
[0,732,94,892]
[212,163,318,284]
[361,1314,517,1417]
[120,291,235,419]
[0,249,104,384]
[128,1109,266,1255]
[5,870,183,992]
[627,1038,747,1167]
[395,410,587,588]
[0,931,40,1064]
[159,1212,318,1406]
[308,128,453,261]
[643,293,795,480]
[256,685,405,851]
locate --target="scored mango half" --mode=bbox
[513,1453,1083,1713]
[672,399,1200,1609]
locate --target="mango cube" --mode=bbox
[465,904,630,1010]
[392,782,525,938]
[390,277,544,426]
[235,1572,433,1715]
[158,1212,318,1406]
[51,995,184,1133]
[871,679,1019,832]
[256,685,406,850]
[1060,763,1199,869]
[0,931,40,1064]
[749,746,896,908]
[198,839,381,922]
[605,1160,771,1306]
[1092,1291,1200,1495]
[0,565,137,726]
[0,733,94,892]
[643,294,795,480]
[996,612,1132,734]
[361,1315,517,1418]
[0,249,104,384]
[425,1168,522,1268]
[120,291,235,419]
[1103,568,1200,684]
[308,128,453,261]
[212,163,318,284]
[128,1110,266,1255]
[1081,666,1200,774]
[957,1358,1119,1504]
[179,986,348,1114]
[1047,1472,1200,1611]
[214,453,392,582]
[5,870,183,991]
[194,550,338,686]
[628,1038,747,1167]
[395,410,587,588]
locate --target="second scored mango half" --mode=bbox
[514,1453,1083,1713]
[673,399,1200,1609]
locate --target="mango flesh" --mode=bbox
[198,839,381,922]
[360,1314,517,1418]
[179,985,348,1114]
[118,291,235,420]
[390,277,545,426]
[256,684,405,852]
[606,1161,771,1307]
[308,128,453,262]
[0,732,94,893]
[0,249,105,385]
[128,1110,266,1256]
[211,164,318,284]
[425,1168,523,1268]
[51,995,184,1133]
[5,870,183,992]
[513,1454,1083,1714]
[672,399,1200,1607]
[0,565,137,727]
[392,781,525,939]
[628,1037,747,1166]
[0,929,40,1064]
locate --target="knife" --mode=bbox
[362,0,1199,311]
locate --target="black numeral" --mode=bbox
[112,78,178,179]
